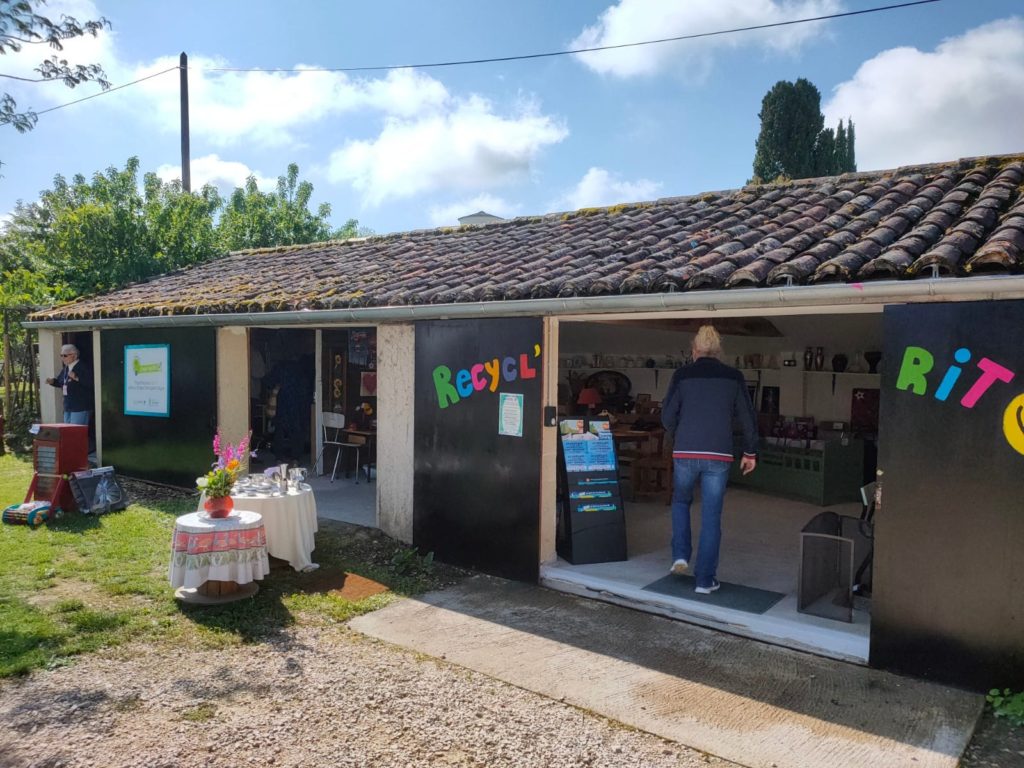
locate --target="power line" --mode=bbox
[33,66,178,117]
[202,0,942,74]
[26,0,941,120]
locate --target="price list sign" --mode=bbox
[557,419,627,564]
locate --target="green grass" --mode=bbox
[0,454,454,678]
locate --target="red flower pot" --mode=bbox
[203,495,234,518]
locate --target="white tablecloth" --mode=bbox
[199,485,318,571]
[169,510,270,589]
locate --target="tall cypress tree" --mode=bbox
[752,79,857,180]
[834,120,848,175]
[752,78,824,181]
[846,120,857,172]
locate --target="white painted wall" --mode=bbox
[216,327,251,465]
[377,323,415,543]
[37,329,62,423]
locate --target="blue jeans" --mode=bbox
[671,458,731,588]
[64,411,90,425]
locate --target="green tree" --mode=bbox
[752,78,824,182]
[752,78,856,181]
[0,0,111,133]
[19,157,223,296]
[217,163,336,251]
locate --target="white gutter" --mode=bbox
[22,275,1024,331]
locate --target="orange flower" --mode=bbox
[227,459,240,472]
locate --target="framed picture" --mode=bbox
[636,393,652,404]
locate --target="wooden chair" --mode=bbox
[630,429,672,504]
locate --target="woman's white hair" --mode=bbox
[691,325,722,359]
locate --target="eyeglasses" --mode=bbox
[60,353,73,357]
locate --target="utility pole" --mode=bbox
[180,51,191,192]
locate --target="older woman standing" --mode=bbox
[661,325,758,595]
[45,344,94,425]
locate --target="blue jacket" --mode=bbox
[661,357,758,462]
[49,361,94,413]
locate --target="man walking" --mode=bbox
[46,344,94,425]
[661,325,758,594]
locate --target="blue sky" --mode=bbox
[2,0,1022,236]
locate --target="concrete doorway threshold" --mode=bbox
[351,575,982,768]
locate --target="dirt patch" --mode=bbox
[300,569,390,601]
[26,578,146,613]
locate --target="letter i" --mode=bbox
[934,348,971,402]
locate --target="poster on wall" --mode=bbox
[498,393,524,437]
[124,344,170,417]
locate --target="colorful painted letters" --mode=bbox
[895,344,1023,456]
[433,343,541,409]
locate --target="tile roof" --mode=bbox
[31,153,1024,321]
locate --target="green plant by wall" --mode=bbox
[391,547,434,577]
[987,688,1024,727]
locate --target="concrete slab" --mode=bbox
[351,575,982,768]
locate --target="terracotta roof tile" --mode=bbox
[29,153,1024,322]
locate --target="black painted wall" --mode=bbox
[100,327,217,486]
[874,300,1024,690]
[414,319,544,582]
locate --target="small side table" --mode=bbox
[169,509,269,605]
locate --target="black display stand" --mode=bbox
[556,418,627,564]
[69,467,129,514]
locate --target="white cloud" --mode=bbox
[328,96,568,205]
[571,0,840,79]
[428,194,523,226]
[557,167,661,211]
[824,18,1024,170]
[155,155,273,194]
[129,61,452,147]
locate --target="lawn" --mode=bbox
[0,454,453,677]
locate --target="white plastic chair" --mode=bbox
[314,412,363,483]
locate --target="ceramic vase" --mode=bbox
[204,495,234,518]
[814,347,824,371]
[831,354,848,373]
[803,347,814,371]
[865,350,882,374]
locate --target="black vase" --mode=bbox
[803,347,814,371]
[865,350,882,374]
[831,354,848,373]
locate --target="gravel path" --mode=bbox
[0,625,735,768]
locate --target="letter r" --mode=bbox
[896,346,934,395]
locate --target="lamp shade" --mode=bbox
[577,387,602,406]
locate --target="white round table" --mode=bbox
[199,484,319,572]
[169,509,270,603]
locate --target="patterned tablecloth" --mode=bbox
[197,485,318,571]
[169,510,270,589]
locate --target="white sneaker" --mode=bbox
[670,559,688,575]
[695,579,721,595]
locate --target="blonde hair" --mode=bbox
[691,325,722,359]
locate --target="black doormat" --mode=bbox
[642,574,785,615]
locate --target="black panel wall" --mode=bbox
[874,300,1024,690]
[414,319,544,582]
[100,327,217,486]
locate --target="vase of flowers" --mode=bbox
[197,430,251,518]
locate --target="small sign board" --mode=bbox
[556,419,627,564]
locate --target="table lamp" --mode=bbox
[577,387,602,414]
